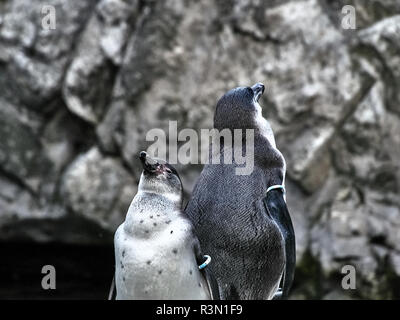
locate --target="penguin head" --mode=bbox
[214,82,265,131]
[138,151,183,204]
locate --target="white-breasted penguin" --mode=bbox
[185,83,296,300]
[112,152,220,300]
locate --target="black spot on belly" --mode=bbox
[157,214,160,217]
[145,230,149,234]
[146,260,151,265]
[198,283,201,287]
[153,223,157,226]
[150,215,153,219]
[158,270,163,275]
[123,277,126,282]
[170,230,173,234]
[172,249,178,254]
[189,270,193,275]
[166,220,171,224]
[140,220,144,223]
[140,209,144,213]
[122,250,125,257]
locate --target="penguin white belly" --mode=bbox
[114,223,211,300]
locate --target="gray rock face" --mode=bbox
[0,0,399,299]
[63,0,139,124]
[0,99,47,192]
[61,147,136,231]
[0,0,96,109]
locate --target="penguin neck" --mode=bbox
[253,108,276,149]
[124,190,182,233]
[138,189,182,209]
[138,190,181,210]
[214,112,277,150]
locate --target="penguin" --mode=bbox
[185,83,295,300]
[112,151,220,300]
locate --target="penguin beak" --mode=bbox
[251,82,265,102]
[139,151,159,174]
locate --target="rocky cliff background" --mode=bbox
[0,0,399,299]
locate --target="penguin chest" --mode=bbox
[114,224,210,300]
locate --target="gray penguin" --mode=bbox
[113,151,220,300]
[185,83,295,300]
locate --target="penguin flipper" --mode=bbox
[108,275,116,300]
[263,189,296,299]
[272,289,283,300]
[202,267,221,300]
[193,239,221,300]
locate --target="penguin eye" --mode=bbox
[165,168,172,174]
